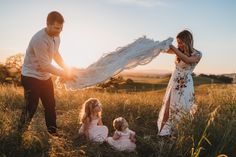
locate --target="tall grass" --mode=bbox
[0,84,235,157]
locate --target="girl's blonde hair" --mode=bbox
[113,117,128,131]
[79,98,102,129]
[176,29,195,62]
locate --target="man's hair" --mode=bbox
[47,11,64,25]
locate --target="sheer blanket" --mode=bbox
[57,36,173,90]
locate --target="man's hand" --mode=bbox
[63,67,78,82]
[60,67,87,83]
[75,68,87,75]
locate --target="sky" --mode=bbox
[0,0,236,74]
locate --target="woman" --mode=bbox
[157,30,202,136]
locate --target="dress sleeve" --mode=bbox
[192,50,202,63]
[193,51,202,58]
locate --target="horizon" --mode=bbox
[0,0,236,74]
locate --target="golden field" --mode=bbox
[0,80,235,157]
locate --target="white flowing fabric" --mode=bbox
[59,36,173,90]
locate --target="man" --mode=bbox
[19,11,76,135]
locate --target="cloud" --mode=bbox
[107,0,165,7]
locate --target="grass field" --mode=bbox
[0,77,236,157]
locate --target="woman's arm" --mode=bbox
[165,48,175,54]
[84,129,89,140]
[129,130,136,142]
[130,134,136,143]
[97,117,103,125]
[170,45,201,64]
[112,131,121,140]
[83,118,90,140]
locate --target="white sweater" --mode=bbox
[22,28,60,80]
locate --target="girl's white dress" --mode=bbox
[107,128,136,152]
[157,50,202,136]
[79,118,108,142]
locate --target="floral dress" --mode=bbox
[157,50,202,136]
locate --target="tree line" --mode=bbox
[198,74,233,84]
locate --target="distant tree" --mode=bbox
[97,76,126,88]
[0,64,9,83]
[126,78,134,84]
[199,73,233,83]
[3,53,24,85]
[199,74,208,77]
[217,75,233,83]
[117,76,125,82]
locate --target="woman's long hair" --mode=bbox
[176,30,194,63]
[79,98,102,132]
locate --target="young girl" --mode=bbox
[107,117,136,152]
[79,98,108,143]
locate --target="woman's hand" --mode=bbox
[165,45,175,54]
